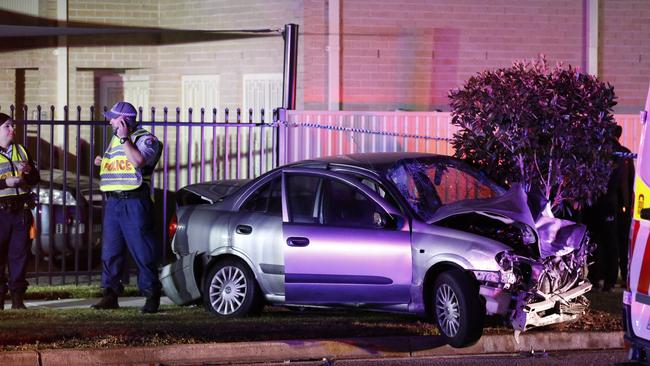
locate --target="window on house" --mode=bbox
[182,75,220,122]
[242,73,282,123]
[1,1,38,16]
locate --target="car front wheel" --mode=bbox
[203,258,262,317]
[432,270,484,348]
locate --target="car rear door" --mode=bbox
[228,174,285,296]
[628,85,650,341]
[282,168,412,305]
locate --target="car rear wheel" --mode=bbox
[431,270,484,348]
[203,258,262,317]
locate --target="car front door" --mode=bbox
[282,169,412,305]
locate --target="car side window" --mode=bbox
[286,174,321,223]
[358,177,401,211]
[320,178,386,229]
[240,176,282,216]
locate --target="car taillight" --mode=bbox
[168,213,178,239]
[29,213,36,240]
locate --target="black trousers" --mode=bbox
[589,217,619,289]
[0,208,31,295]
[618,212,633,283]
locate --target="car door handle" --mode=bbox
[236,225,253,235]
[286,237,310,247]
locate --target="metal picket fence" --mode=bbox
[10,105,278,285]
[7,105,641,285]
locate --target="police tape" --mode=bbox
[613,151,638,159]
[284,122,454,142]
[279,122,640,152]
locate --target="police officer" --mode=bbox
[92,101,162,313]
[612,125,634,286]
[0,113,39,310]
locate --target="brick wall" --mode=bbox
[0,0,648,115]
[68,0,160,119]
[330,0,584,111]
[302,0,327,110]
[154,0,303,112]
[600,0,650,112]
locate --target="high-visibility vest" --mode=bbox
[0,144,31,198]
[99,129,153,192]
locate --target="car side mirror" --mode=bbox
[641,208,650,220]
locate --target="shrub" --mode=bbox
[449,57,617,215]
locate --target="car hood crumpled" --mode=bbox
[427,184,588,259]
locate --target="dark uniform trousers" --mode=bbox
[101,193,161,295]
[0,206,31,295]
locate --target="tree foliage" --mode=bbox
[449,57,617,214]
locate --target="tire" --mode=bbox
[431,270,484,348]
[202,258,262,317]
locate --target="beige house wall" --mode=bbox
[0,1,648,115]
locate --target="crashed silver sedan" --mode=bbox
[162,152,593,348]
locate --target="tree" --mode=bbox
[449,57,617,215]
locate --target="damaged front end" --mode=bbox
[490,222,595,333]
[433,185,595,334]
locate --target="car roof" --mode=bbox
[39,168,98,190]
[289,152,450,175]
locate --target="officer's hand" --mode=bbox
[94,155,102,166]
[14,162,32,175]
[14,162,25,172]
[113,117,129,139]
[5,176,24,188]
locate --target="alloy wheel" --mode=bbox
[208,265,248,315]
[435,283,460,337]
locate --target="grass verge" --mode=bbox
[25,285,140,300]
[0,288,624,351]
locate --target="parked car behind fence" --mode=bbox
[31,169,103,271]
[29,169,175,273]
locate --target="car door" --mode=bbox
[228,174,285,296]
[283,168,412,305]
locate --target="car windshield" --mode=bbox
[386,157,505,221]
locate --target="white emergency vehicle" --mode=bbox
[623,84,650,363]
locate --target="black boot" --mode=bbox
[11,292,26,310]
[140,290,160,314]
[91,288,119,309]
[0,292,5,311]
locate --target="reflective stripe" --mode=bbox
[636,292,650,305]
[99,129,151,192]
[634,176,650,220]
[631,222,650,295]
[637,233,650,295]
[632,220,641,261]
[630,220,642,290]
[0,144,30,198]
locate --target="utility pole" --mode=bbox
[278,23,299,166]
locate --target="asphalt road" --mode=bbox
[241,349,632,366]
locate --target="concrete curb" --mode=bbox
[2,331,624,366]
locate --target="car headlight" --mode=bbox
[38,189,77,206]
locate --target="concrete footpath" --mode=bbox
[0,297,626,366]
